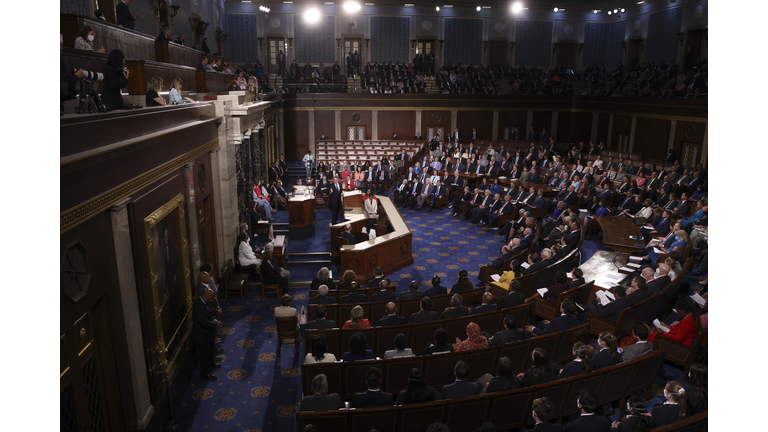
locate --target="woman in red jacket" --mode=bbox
[649,299,700,346]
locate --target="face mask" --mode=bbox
[576,398,581,409]
[87,34,95,41]
[675,236,680,241]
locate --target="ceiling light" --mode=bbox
[476,6,481,11]
[444,4,453,7]
[482,6,490,8]
[305,8,320,22]
[242,1,252,3]
[621,8,626,13]
[324,2,335,4]
[405,3,414,6]
[436,6,440,10]
[283,1,293,3]
[593,9,598,13]
[343,1,361,10]
[511,3,522,13]
[608,10,612,15]
[554,7,558,12]
[259,5,270,12]
[614,9,618,13]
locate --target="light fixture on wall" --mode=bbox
[344,1,361,12]
[259,5,270,12]
[436,6,440,11]
[476,6,481,11]
[305,8,320,22]
[511,3,522,14]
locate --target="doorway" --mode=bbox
[557,42,576,69]
[617,133,629,152]
[268,37,286,75]
[627,39,644,68]
[680,142,701,167]
[427,126,444,142]
[343,38,362,76]
[347,126,365,140]
[417,39,435,75]
[197,196,217,279]
[489,40,509,69]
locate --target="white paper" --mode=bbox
[619,267,634,273]
[642,225,654,230]
[595,290,613,306]
[653,247,665,254]
[606,273,623,281]
[521,262,530,269]
[691,293,706,306]
[498,176,507,179]
[537,287,549,297]
[626,263,641,269]
[628,256,642,263]
[490,274,501,282]
[653,319,670,332]
[566,272,573,279]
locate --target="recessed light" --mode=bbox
[511,3,522,13]
[283,1,293,3]
[481,6,490,9]
[405,3,414,6]
[476,6,481,11]
[324,1,335,4]
[436,6,440,11]
[242,1,252,3]
[444,4,453,8]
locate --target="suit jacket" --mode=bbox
[532,314,580,336]
[350,390,395,409]
[399,290,425,300]
[338,293,368,304]
[116,1,136,29]
[497,291,525,309]
[620,341,653,362]
[439,307,469,320]
[306,318,337,330]
[371,290,397,302]
[366,276,386,288]
[339,231,357,244]
[195,282,220,316]
[591,296,632,323]
[527,423,564,432]
[646,275,670,296]
[440,380,479,399]
[524,260,548,275]
[488,328,530,346]
[329,182,343,208]
[191,297,217,344]
[424,285,448,296]
[260,258,284,284]
[652,404,682,428]
[300,393,342,412]
[470,304,498,315]
[308,295,335,306]
[410,310,438,323]
[564,414,611,432]
[377,314,407,327]
[564,229,580,249]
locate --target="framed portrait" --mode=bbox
[144,194,192,374]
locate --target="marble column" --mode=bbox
[212,102,238,272]
[628,116,637,152]
[335,110,341,140]
[526,111,533,139]
[492,111,499,140]
[277,109,285,156]
[700,124,708,167]
[415,110,423,137]
[550,111,559,140]
[667,120,677,151]
[450,110,457,134]
[591,113,599,144]
[183,162,202,272]
[371,110,379,139]
[308,110,316,153]
[606,114,614,148]
[110,198,154,430]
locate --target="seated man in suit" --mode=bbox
[487,314,530,346]
[350,367,395,408]
[376,302,407,327]
[371,279,396,302]
[458,188,483,218]
[439,294,469,320]
[422,328,455,355]
[522,251,546,275]
[524,299,581,336]
[338,282,367,304]
[484,194,514,230]
[339,223,357,244]
[306,304,337,330]
[565,389,611,432]
[584,276,648,323]
[620,322,654,363]
[470,292,498,315]
[410,297,438,323]
[424,275,448,297]
[261,251,289,296]
[441,361,480,399]
[405,180,423,209]
[399,280,425,300]
[496,280,526,309]
[366,267,386,288]
[308,284,335,305]
[567,268,585,289]
[428,180,447,212]
[393,179,410,207]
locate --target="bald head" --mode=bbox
[511,238,521,247]
[481,292,493,305]
[658,263,670,276]
[641,267,655,281]
[318,284,329,296]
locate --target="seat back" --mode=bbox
[276,315,298,339]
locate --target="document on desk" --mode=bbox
[642,225,654,230]
[606,273,624,281]
[595,290,615,306]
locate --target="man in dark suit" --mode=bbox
[308,285,335,305]
[306,305,337,329]
[277,50,286,74]
[156,27,172,43]
[525,299,581,336]
[192,287,222,380]
[562,219,581,250]
[260,251,289,296]
[339,282,367,304]
[509,127,518,140]
[350,367,394,408]
[424,276,448,297]
[469,127,478,143]
[405,180,423,209]
[116,0,137,30]
[410,297,439,323]
[523,251,548,275]
[428,180,447,212]
[470,292,498,315]
[567,268,585,289]
[647,265,672,296]
[371,280,396,302]
[329,177,344,225]
[366,267,386,288]
[376,302,407,327]
[399,280,425,300]
[439,294,469,320]
[441,361,480,399]
[414,132,422,140]
[487,315,530,346]
[339,223,356,244]
[452,127,463,145]
[564,390,611,432]
[497,280,526,309]
[393,179,410,207]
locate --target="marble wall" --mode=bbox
[170,0,194,43]
[371,17,411,64]
[294,15,335,63]
[582,23,609,68]
[645,7,684,63]
[606,20,627,68]
[131,0,158,37]
[60,0,91,16]
[515,20,553,67]
[227,14,259,63]
[444,18,483,66]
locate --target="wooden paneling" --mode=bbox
[597,113,610,147]
[285,111,309,159]
[421,110,452,135]
[498,111,528,139]
[557,42,576,68]
[532,111,552,139]
[633,118,671,160]
[489,40,509,68]
[340,110,372,140]
[673,121,706,158]
[377,111,416,140]
[457,111,494,141]
[314,110,335,142]
[611,115,632,149]
[556,111,593,144]
[125,59,196,96]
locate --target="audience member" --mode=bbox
[169,77,196,104]
[557,342,592,379]
[395,368,441,404]
[565,389,610,432]
[424,275,448,296]
[306,304,336,329]
[377,302,407,327]
[439,294,469,319]
[685,363,707,416]
[525,299,580,336]
[651,381,687,427]
[440,361,480,399]
[529,397,564,431]
[422,328,454,355]
[102,50,129,110]
[145,76,166,106]
[342,305,371,329]
[338,281,367,304]
[299,374,343,411]
[384,333,414,359]
[399,280,426,299]
[591,332,619,370]
[343,331,375,362]
[410,297,438,323]
[487,314,530,346]
[74,25,106,53]
[516,347,559,388]
[453,322,488,352]
[620,322,653,362]
[310,267,337,291]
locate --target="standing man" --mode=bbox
[302,150,314,179]
[352,50,360,76]
[116,0,137,30]
[192,287,222,380]
[452,128,462,145]
[346,51,354,78]
[277,50,286,75]
[329,176,344,225]
[470,127,478,143]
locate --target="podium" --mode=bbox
[288,195,316,240]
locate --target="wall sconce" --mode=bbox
[258,37,264,51]
[621,41,627,53]
[364,38,370,50]
[154,0,166,20]
[483,41,488,52]
[288,38,293,49]
[336,38,341,50]
[170,5,180,19]
[578,43,584,54]
[510,41,515,53]
[411,39,416,50]
[676,32,685,45]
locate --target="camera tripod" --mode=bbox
[76,79,108,114]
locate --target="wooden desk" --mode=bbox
[342,189,363,208]
[498,178,559,198]
[288,195,316,240]
[273,235,288,269]
[329,207,367,257]
[593,215,645,252]
[577,250,632,292]
[339,196,413,284]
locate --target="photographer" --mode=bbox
[102,50,130,110]
[61,35,84,113]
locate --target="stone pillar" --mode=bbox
[335,110,341,140]
[492,111,499,140]
[526,111,533,139]
[700,124,708,167]
[628,116,637,152]
[667,120,677,151]
[450,110,457,134]
[110,198,154,430]
[371,110,378,140]
[591,113,599,144]
[308,110,316,153]
[415,110,423,137]
[606,114,614,148]
[277,109,285,156]
[183,162,202,272]
[550,111,558,140]
[212,101,238,272]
